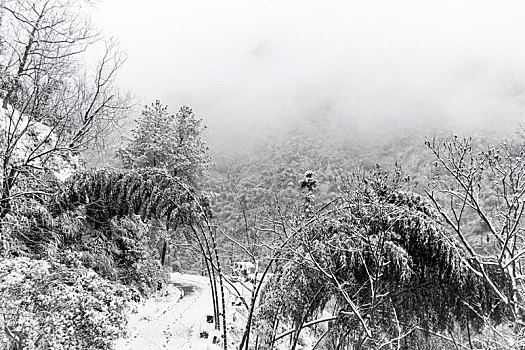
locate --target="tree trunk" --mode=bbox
[160,240,168,266]
[1,168,17,218]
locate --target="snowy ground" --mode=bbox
[115,273,220,350]
[114,272,313,350]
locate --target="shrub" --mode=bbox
[0,256,130,350]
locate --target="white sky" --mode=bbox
[92,0,525,144]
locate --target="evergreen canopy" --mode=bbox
[117,101,212,184]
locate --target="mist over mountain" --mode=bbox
[91,0,525,156]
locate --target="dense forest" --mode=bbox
[1,1,524,349]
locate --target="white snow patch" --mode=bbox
[115,273,218,350]
[115,273,295,349]
[0,105,79,181]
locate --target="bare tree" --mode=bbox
[426,135,525,348]
[0,0,94,109]
[0,0,130,218]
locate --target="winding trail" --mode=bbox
[115,273,215,350]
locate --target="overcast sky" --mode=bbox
[92,0,525,147]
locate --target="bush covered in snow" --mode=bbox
[0,256,131,350]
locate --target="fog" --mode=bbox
[93,0,525,151]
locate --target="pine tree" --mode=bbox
[116,101,212,270]
[172,105,213,181]
[118,101,212,184]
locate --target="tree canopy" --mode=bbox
[118,101,212,184]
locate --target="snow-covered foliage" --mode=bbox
[75,216,167,297]
[257,169,508,349]
[0,0,128,227]
[0,255,130,350]
[53,168,207,227]
[118,101,212,184]
[0,105,80,256]
[0,104,80,217]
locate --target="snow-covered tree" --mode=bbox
[116,101,212,274]
[257,168,509,349]
[0,0,129,220]
[426,135,525,347]
[118,101,212,185]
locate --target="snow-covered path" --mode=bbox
[115,273,218,350]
